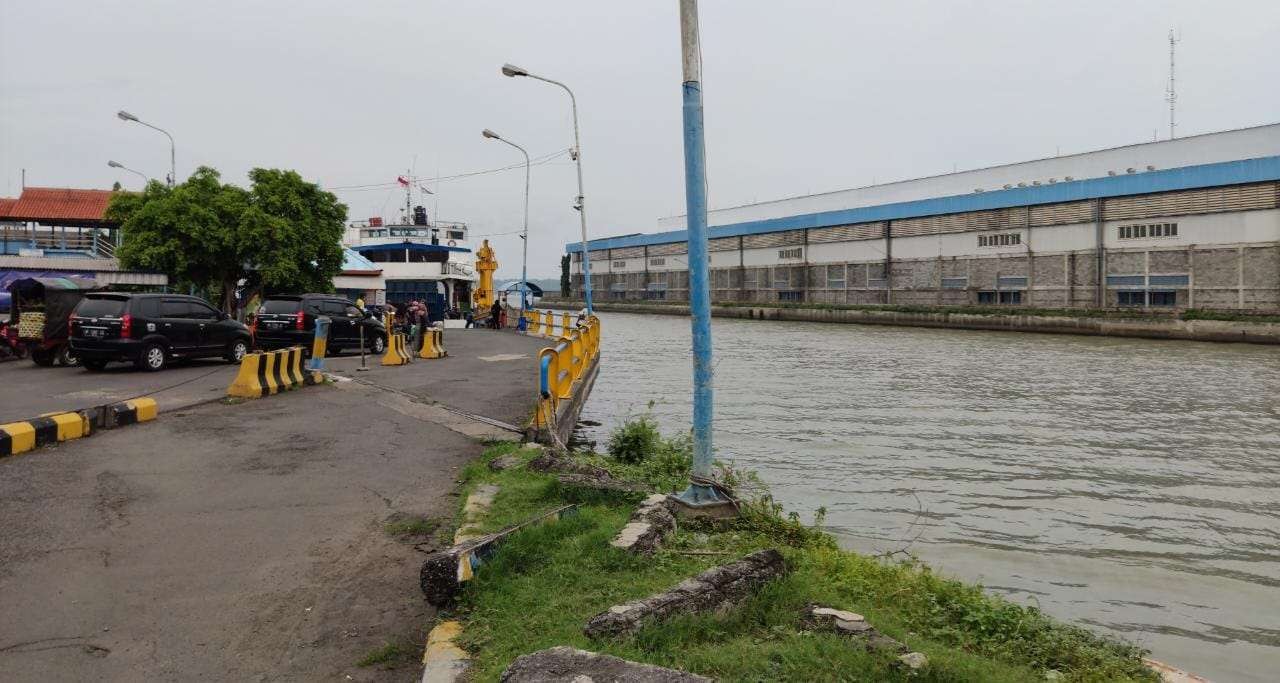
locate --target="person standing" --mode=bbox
[490,296,503,330]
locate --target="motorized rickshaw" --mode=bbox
[6,277,103,367]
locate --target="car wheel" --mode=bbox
[31,349,55,367]
[326,346,342,357]
[371,335,386,354]
[136,343,167,372]
[57,344,80,367]
[83,359,108,371]
[225,339,249,363]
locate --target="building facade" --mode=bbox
[569,124,1280,311]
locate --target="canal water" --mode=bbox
[576,311,1280,682]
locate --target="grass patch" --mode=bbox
[383,513,441,538]
[356,640,413,668]
[443,439,1155,682]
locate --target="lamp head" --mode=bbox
[501,63,528,78]
[482,129,501,140]
[116,110,138,122]
[108,160,123,168]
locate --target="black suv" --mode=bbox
[70,293,253,372]
[253,294,386,355]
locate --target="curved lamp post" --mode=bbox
[482,128,531,330]
[107,160,149,186]
[117,110,176,187]
[501,63,593,313]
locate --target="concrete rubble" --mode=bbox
[803,604,929,671]
[555,472,650,496]
[500,646,711,682]
[611,494,677,554]
[584,549,788,639]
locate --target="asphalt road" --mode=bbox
[0,329,552,681]
[0,327,546,426]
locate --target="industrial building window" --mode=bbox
[826,266,846,289]
[978,291,1022,305]
[1118,223,1178,240]
[777,291,803,302]
[612,260,626,268]
[1148,274,1190,287]
[1106,275,1146,287]
[649,257,665,266]
[941,277,968,289]
[978,233,1021,247]
[1119,291,1177,307]
[778,247,803,260]
[644,282,667,300]
[997,276,1028,289]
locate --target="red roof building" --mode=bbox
[0,187,119,227]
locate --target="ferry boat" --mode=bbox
[341,202,477,323]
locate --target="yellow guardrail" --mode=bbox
[531,312,601,432]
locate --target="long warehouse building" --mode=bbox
[568,123,1280,311]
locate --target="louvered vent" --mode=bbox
[742,229,804,249]
[1103,182,1278,221]
[807,222,886,242]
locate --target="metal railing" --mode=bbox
[527,309,600,434]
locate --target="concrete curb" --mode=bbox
[1,397,157,457]
[420,621,469,683]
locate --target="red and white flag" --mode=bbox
[397,175,410,187]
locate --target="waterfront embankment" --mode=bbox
[570,311,1280,682]
[543,299,1280,344]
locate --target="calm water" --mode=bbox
[577,312,1280,682]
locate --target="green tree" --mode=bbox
[560,254,571,297]
[108,166,347,313]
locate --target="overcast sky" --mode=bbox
[2,1,1278,278]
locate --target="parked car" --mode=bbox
[70,293,252,372]
[253,294,386,355]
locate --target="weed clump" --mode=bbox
[607,414,662,464]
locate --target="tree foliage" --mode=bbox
[107,167,347,312]
[560,254,571,297]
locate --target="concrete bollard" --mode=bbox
[307,316,330,372]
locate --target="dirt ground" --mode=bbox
[0,330,548,681]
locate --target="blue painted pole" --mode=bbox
[674,0,730,509]
[307,316,330,372]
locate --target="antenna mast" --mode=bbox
[1166,29,1179,139]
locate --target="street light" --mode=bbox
[500,63,594,313]
[482,128,531,331]
[107,160,149,186]
[117,110,176,187]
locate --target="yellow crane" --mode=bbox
[473,239,498,312]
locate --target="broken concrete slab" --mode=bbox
[421,504,578,607]
[500,646,711,683]
[528,452,610,479]
[803,604,923,666]
[555,472,650,496]
[488,455,524,472]
[898,651,929,671]
[611,494,677,555]
[584,549,788,639]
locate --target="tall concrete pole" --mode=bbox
[673,0,731,511]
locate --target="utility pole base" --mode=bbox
[668,486,739,521]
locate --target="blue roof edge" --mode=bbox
[567,155,1280,253]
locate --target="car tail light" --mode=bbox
[295,310,305,330]
[121,313,133,338]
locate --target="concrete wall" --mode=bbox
[548,300,1280,346]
